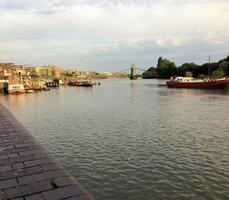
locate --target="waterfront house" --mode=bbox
[24,79,45,90]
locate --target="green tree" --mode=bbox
[177,62,199,77]
[212,69,224,78]
[157,57,163,67]
[142,67,158,79]
[156,58,177,78]
[218,61,228,76]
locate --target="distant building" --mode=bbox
[62,69,93,79]
[33,65,62,79]
[53,67,62,78]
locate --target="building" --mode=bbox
[33,65,62,79]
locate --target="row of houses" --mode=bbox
[0,63,62,79]
[0,63,62,94]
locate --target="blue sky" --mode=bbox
[0,0,228,71]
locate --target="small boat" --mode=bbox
[44,80,59,88]
[43,86,51,91]
[7,83,25,94]
[68,80,94,87]
[26,89,34,93]
[166,76,229,89]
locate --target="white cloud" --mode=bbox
[0,0,228,70]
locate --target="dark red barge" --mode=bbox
[166,77,229,89]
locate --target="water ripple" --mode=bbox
[1,79,229,200]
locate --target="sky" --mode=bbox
[0,0,228,72]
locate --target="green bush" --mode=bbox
[185,71,193,77]
[212,70,224,78]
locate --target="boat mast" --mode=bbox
[208,54,211,76]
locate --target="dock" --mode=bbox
[0,103,95,200]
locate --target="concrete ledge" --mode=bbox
[0,103,95,200]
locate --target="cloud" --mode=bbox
[0,0,228,71]
[1,0,228,10]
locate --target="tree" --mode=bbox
[142,67,158,79]
[156,58,177,78]
[225,55,229,62]
[177,62,199,77]
[157,57,163,67]
[212,69,224,78]
[218,61,228,76]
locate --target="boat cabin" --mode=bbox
[173,77,193,82]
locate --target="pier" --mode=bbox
[0,103,95,200]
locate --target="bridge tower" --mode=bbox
[130,64,137,80]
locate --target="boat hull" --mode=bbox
[167,79,229,89]
[26,89,34,93]
[68,80,93,87]
[8,89,25,94]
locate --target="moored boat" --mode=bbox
[7,83,25,94]
[166,76,229,89]
[68,80,94,87]
[26,89,34,93]
[43,86,51,91]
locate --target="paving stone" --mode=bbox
[25,158,56,167]
[0,178,18,189]
[19,149,45,156]
[25,193,44,200]
[28,145,44,151]
[0,143,15,151]
[15,143,34,148]
[18,169,67,184]
[0,165,12,173]
[42,163,63,171]
[3,139,21,144]
[33,154,49,160]
[8,153,19,158]
[0,166,44,180]
[23,139,36,144]
[3,180,53,199]
[1,135,19,140]
[18,175,35,185]
[0,147,28,155]
[0,154,8,160]
[0,158,11,166]
[3,142,20,147]
[53,176,77,187]
[9,155,34,164]
[33,170,67,182]
[42,185,86,200]
[66,194,96,200]
[12,163,25,170]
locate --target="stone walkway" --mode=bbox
[0,103,95,200]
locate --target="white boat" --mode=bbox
[26,89,34,93]
[7,83,25,94]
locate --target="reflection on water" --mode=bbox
[0,79,229,200]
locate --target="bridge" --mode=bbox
[0,103,95,200]
[119,64,147,80]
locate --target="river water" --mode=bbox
[0,79,229,200]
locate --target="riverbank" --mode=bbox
[0,103,95,200]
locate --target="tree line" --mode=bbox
[142,56,229,79]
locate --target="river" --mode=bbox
[0,79,229,200]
